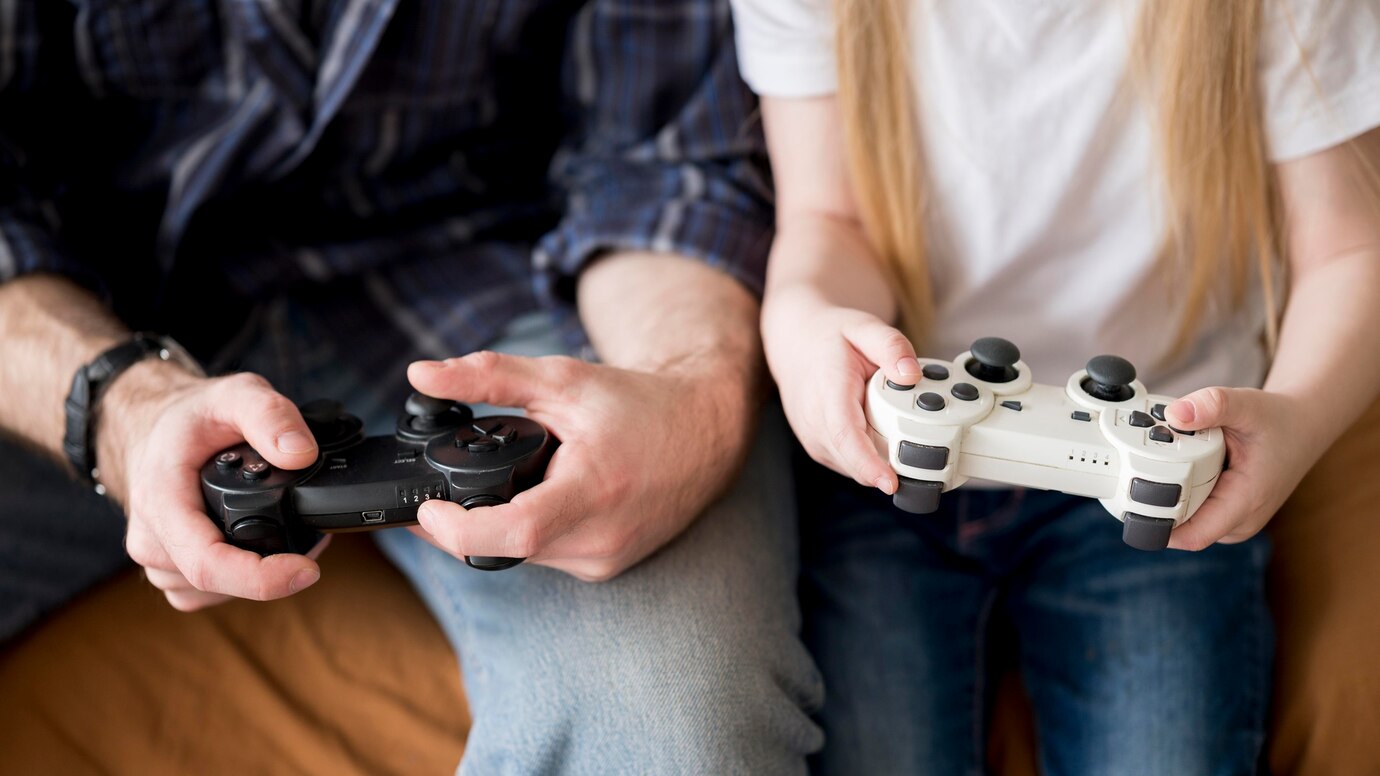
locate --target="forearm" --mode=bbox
[576,250,764,399]
[1262,248,1380,457]
[0,274,198,483]
[762,215,898,327]
[0,274,128,453]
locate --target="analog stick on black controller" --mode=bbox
[299,399,364,452]
[1081,355,1137,402]
[965,337,1021,383]
[398,392,473,440]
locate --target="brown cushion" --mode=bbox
[0,534,468,775]
[1265,395,1380,775]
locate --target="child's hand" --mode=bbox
[1162,387,1321,551]
[764,301,920,493]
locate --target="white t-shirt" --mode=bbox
[732,0,1380,395]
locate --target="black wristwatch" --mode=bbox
[63,333,202,493]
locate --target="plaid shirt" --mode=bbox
[0,0,772,373]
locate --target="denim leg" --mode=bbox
[1004,494,1272,776]
[374,407,822,775]
[247,305,824,774]
[0,434,129,643]
[799,470,1002,776]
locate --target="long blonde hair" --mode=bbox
[834,0,1367,360]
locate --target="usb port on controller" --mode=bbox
[362,510,386,524]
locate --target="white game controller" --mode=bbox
[865,337,1225,551]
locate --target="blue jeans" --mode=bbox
[798,468,1272,776]
[0,303,824,774]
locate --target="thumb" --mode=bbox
[204,374,318,471]
[840,316,922,386]
[1166,386,1259,431]
[408,351,572,409]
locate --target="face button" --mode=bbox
[886,379,916,391]
[467,438,500,453]
[1148,425,1174,444]
[898,441,949,471]
[1129,478,1182,508]
[950,383,979,402]
[1071,410,1092,422]
[1000,400,1022,412]
[1150,403,1167,422]
[1128,411,1154,428]
[922,364,950,381]
[215,451,242,471]
[1171,427,1196,436]
[241,460,272,481]
[917,392,946,412]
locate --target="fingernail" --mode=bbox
[896,357,922,376]
[874,475,895,495]
[411,360,444,370]
[416,502,435,533]
[289,569,320,594]
[1168,400,1196,424]
[276,430,315,454]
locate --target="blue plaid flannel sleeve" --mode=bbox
[0,9,98,290]
[534,0,775,305]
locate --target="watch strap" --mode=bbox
[62,334,197,488]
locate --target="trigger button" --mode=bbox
[898,441,948,471]
[1129,478,1182,508]
[893,477,943,514]
[230,517,282,543]
[1122,512,1174,552]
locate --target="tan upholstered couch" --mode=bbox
[4,399,1378,775]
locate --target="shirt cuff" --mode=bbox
[0,210,103,291]
[533,163,774,306]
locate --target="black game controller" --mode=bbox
[201,393,553,571]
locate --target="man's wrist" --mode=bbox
[92,358,203,503]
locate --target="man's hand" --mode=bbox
[96,363,328,610]
[407,349,756,582]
